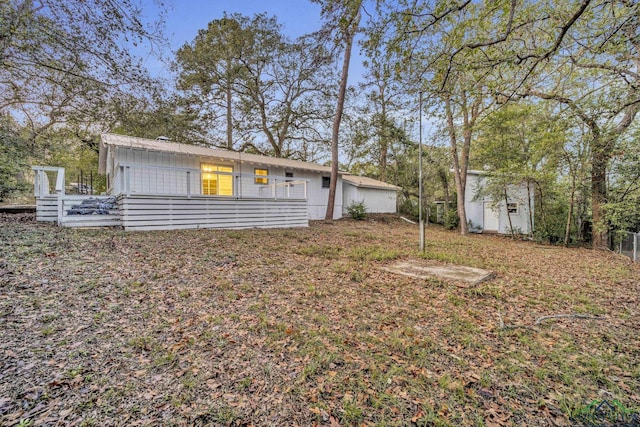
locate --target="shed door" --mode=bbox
[483,202,499,232]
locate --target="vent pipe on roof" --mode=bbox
[156,136,169,141]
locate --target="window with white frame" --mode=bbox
[201,164,233,195]
[507,202,519,214]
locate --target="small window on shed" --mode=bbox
[255,168,268,184]
[285,172,294,182]
[507,202,519,214]
[322,176,330,188]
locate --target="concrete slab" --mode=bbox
[382,260,495,286]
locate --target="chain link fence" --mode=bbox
[617,231,639,263]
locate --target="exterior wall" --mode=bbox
[342,184,397,215]
[465,173,534,234]
[107,146,342,220]
[110,147,202,195]
[242,165,342,220]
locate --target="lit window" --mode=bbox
[255,168,268,185]
[201,164,233,196]
[322,176,330,188]
[507,203,519,214]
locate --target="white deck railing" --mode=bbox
[32,166,65,197]
[112,163,308,200]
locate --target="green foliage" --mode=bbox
[0,0,166,131]
[398,198,418,221]
[606,134,640,236]
[346,200,367,220]
[472,103,569,237]
[42,131,106,194]
[109,94,204,145]
[0,118,31,201]
[444,209,459,230]
[175,13,334,157]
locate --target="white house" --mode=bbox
[464,170,534,235]
[32,134,400,231]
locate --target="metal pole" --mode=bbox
[419,91,424,252]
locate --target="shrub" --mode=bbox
[398,199,418,221]
[444,209,459,230]
[347,201,367,220]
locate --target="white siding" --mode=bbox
[108,146,342,220]
[343,184,397,215]
[36,196,58,222]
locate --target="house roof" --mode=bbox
[100,133,334,174]
[342,174,401,191]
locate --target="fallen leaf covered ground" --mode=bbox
[1,214,639,426]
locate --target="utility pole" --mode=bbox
[419,91,425,252]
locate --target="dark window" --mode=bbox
[322,176,330,188]
[285,172,293,182]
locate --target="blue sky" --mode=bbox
[140,0,332,79]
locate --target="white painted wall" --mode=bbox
[106,146,342,220]
[465,173,534,234]
[342,184,397,215]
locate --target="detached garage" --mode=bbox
[342,174,400,215]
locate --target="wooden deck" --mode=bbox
[32,165,310,231]
[34,194,308,231]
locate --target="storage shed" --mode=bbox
[342,174,400,215]
[464,170,534,235]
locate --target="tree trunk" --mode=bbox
[505,188,514,238]
[325,9,360,220]
[527,180,534,237]
[564,174,575,246]
[380,102,387,182]
[445,94,469,235]
[535,182,547,236]
[225,83,233,150]
[440,170,450,212]
[591,145,608,249]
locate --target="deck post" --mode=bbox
[34,171,41,197]
[54,168,65,225]
[125,166,131,196]
[186,171,191,199]
[57,193,63,225]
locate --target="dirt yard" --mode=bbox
[1,214,639,426]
